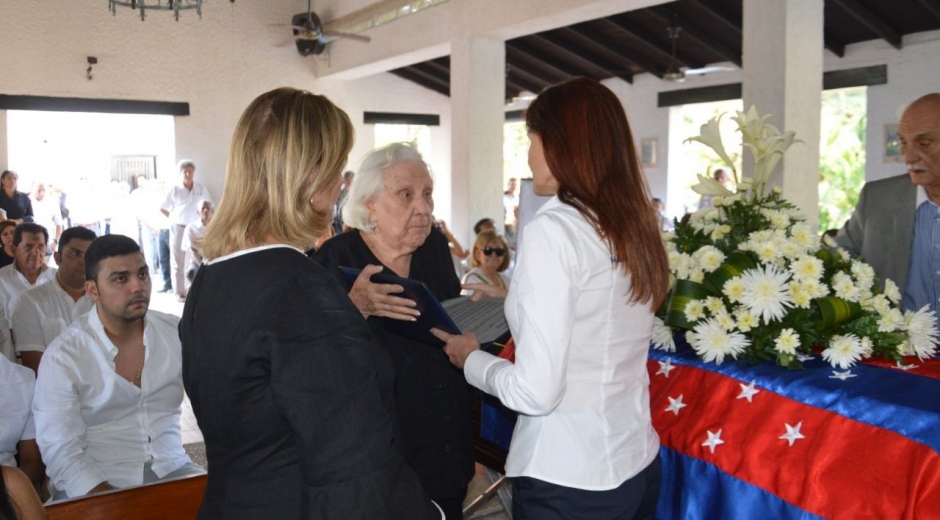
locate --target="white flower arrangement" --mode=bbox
[655,107,939,369]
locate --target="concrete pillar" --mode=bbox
[0,110,8,170]
[742,0,823,230]
[450,36,505,245]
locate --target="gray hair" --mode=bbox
[177,159,196,171]
[342,142,430,233]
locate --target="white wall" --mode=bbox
[0,0,452,218]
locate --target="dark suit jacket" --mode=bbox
[180,247,438,520]
[835,174,916,291]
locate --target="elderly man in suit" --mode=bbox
[835,93,940,316]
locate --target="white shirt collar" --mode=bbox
[207,244,304,265]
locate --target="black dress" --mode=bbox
[0,191,33,222]
[180,246,438,520]
[313,228,475,519]
[0,249,13,268]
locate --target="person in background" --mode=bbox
[0,221,16,269]
[332,170,355,235]
[437,219,469,279]
[503,177,519,240]
[652,197,673,231]
[461,229,510,294]
[181,88,439,520]
[434,78,668,520]
[473,218,496,236]
[29,183,63,257]
[313,142,474,520]
[0,465,47,520]
[161,160,213,302]
[33,235,202,500]
[0,172,33,225]
[0,354,44,493]
[181,199,213,284]
[13,227,96,374]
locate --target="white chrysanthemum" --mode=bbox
[739,264,793,323]
[734,308,759,332]
[860,336,874,358]
[723,278,746,303]
[851,261,876,291]
[651,317,677,352]
[687,318,750,364]
[789,223,817,250]
[884,279,902,304]
[878,308,905,333]
[714,310,736,331]
[754,241,780,264]
[788,281,812,309]
[774,328,800,355]
[710,225,731,241]
[831,271,861,302]
[689,270,705,283]
[704,296,725,314]
[790,256,823,281]
[822,234,837,248]
[780,241,803,260]
[903,306,939,360]
[802,278,830,299]
[693,246,726,273]
[837,249,851,262]
[897,339,914,357]
[684,300,706,322]
[674,253,693,279]
[822,333,865,369]
[761,209,791,230]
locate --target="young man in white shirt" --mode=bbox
[32,234,202,500]
[0,223,56,362]
[13,227,97,374]
[160,160,213,302]
[0,354,44,492]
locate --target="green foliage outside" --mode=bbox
[818,87,866,234]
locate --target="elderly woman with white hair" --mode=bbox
[312,143,474,520]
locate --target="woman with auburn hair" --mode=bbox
[434,77,669,519]
[180,88,440,520]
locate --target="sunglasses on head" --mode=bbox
[481,247,506,257]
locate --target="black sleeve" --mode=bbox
[22,194,34,223]
[420,227,461,300]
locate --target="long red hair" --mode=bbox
[525,77,669,308]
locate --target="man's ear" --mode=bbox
[53,252,62,267]
[84,280,99,302]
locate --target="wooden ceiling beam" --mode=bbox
[531,33,633,84]
[507,39,589,78]
[567,24,667,78]
[410,62,449,83]
[646,5,742,66]
[687,0,742,34]
[389,67,449,96]
[505,48,569,84]
[830,0,902,49]
[505,66,549,94]
[913,0,940,23]
[604,16,706,69]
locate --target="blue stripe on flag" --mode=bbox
[657,446,826,520]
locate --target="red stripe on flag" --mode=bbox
[861,356,940,380]
[648,360,940,520]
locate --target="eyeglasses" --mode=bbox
[481,247,506,257]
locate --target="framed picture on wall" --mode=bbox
[641,138,658,168]
[884,124,902,163]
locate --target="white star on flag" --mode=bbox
[779,421,805,447]
[829,370,857,380]
[796,353,815,362]
[665,395,687,415]
[737,380,760,403]
[656,358,676,378]
[701,429,725,454]
[896,360,918,371]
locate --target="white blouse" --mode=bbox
[463,196,660,490]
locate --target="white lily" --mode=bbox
[684,115,738,182]
[691,174,736,197]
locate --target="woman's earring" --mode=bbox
[369,220,377,231]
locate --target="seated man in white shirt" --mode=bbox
[13,227,98,374]
[0,223,56,362]
[33,234,203,500]
[0,354,44,492]
[181,198,212,284]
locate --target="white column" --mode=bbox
[0,110,8,170]
[450,36,505,245]
[742,0,823,230]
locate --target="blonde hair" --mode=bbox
[342,142,428,232]
[470,229,510,271]
[201,88,353,260]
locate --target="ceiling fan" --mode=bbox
[663,25,735,82]
[289,0,371,56]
